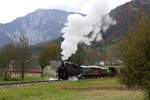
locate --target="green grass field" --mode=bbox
[0,78,144,100]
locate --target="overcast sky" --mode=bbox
[0,0,131,23]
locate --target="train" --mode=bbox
[57,61,117,80]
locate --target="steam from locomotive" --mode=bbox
[61,0,116,60]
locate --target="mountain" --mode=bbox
[104,0,150,42]
[0,0,149,47]
[0,9,74,46]
[0,33,12,47]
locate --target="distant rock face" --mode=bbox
[134,0,150,4]
[0,9,73,45]
[104,0,150,42]
[0,33,12,47]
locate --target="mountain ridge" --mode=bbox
[0,0,149,47]
[0,9,74,46]
[104,0,150,42]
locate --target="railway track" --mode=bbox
[0,78,109,89]
[0,80,60,89]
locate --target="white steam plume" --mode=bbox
[61,0,116,60]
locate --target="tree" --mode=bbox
[0,44,16,80]
[118,16,150,99]
[83,48,101,65]
[68,45,86,65]
[38,43,61,71]
[0,34,32,80]
[15,34,32,80]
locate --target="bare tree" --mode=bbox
[0,43,16,80]
[38,43,61,73]
[15,34,32,80]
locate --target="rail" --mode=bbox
[0,80,60,88]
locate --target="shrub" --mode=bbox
[118,16,150,99]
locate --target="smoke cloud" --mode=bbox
[61,0,116,60]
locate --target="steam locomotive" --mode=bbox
[57,61,81,80]
[57,61,117,80]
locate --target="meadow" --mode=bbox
[0,78,144,100]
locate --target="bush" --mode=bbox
[118,16,150,99]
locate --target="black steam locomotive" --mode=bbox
[57,61,117,80]
[57,61,81,80]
